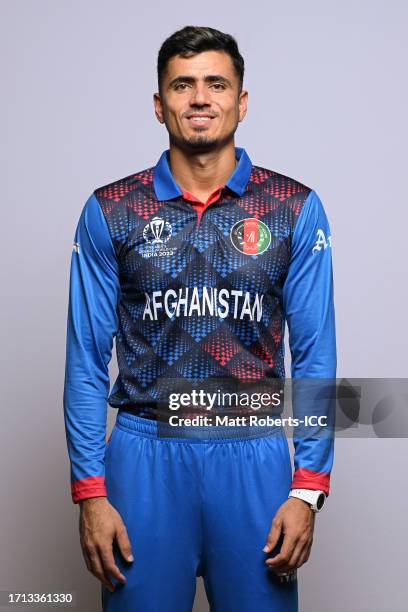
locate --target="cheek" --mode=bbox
[220,107,239,125]
[165,109,182,129]
[219,100,239,116]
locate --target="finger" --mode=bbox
[271,534,311,574]
[283,537,309,571]
[80,540,94,574]
[263,517,282,553]
[88,548,116,592]
[99,544,127,584]
[116,525,134,563]
[83,552,92,573]
[298,540,313,568]
[265,532,298,569]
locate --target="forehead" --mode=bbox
[164,50,236,80]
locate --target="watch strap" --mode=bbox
[288,488,326,512]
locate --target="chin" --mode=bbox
[171,134,221,152]
[187,136,220,149]
[169,124,238,152]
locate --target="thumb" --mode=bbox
[116,523,134,563]
[263,517,282,553]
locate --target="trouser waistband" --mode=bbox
[116,410,284,442]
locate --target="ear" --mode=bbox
[238,89,248,122]
[153,92,165,124]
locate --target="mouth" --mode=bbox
[185,115,216,126]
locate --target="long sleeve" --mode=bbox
[63,193,120,504]
[282,189,337,496]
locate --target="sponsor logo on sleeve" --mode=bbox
[312,229,332,254]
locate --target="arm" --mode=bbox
[64,194,134,591]
[63,192,120,504]
[282,189,336,495]
[264,189,336,573]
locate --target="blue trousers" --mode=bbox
[102,412,298,612]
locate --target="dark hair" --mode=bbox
[157,26,245,94]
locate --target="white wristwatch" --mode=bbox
[288,489,326,512]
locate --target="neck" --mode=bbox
[168,141,237,198]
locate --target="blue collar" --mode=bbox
[153,147,253,201]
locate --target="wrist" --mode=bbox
[79,496,108,508]
[287,496,314,511]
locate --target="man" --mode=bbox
[63,25,336,612]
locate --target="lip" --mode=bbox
[186,113,214,123]
[186,114,215,118]
[185,115,216,126]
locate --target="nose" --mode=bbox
[189,82,211,107]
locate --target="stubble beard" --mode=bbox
[168,121,239,154]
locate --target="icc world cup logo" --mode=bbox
[143,217,172,244]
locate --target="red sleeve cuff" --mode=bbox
[71,475,107,504]
[291,467,331,496]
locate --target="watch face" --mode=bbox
[316,493,325,510]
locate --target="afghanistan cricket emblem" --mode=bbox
[230,218,271,255]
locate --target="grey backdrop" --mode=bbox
[1,0,407,610]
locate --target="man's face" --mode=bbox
[154,50,248,152]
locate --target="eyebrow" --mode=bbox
[167,75,233,89]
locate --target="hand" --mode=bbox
[263,497,315,575]
[79,497,134,592]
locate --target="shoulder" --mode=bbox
[93,165,155,211]
[249,165,323,229]
[250,164,312,198]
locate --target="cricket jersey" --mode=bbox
[63,146,337,504]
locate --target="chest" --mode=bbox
[116,198,292,306]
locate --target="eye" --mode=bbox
[211,83,226,91]
[175,83,189,91]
